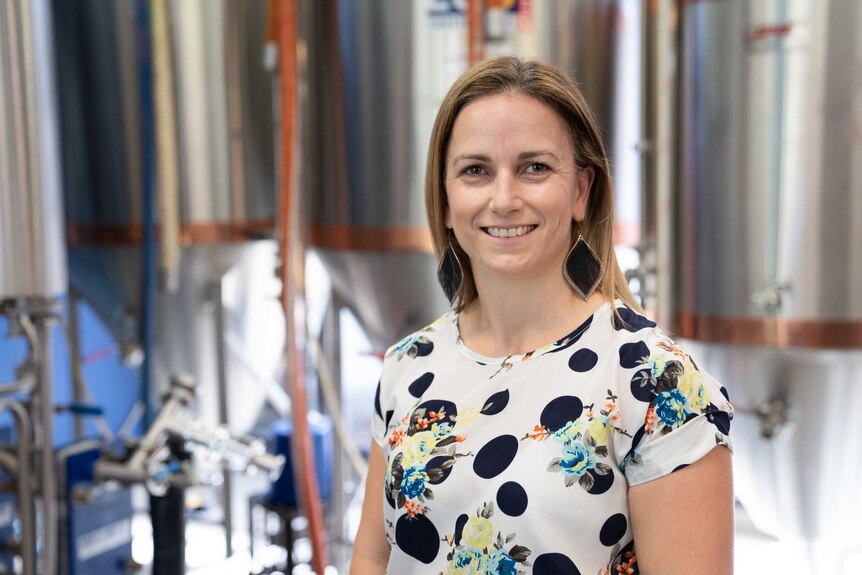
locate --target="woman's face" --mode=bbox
[444,93,593,285]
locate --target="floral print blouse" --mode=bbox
[371,302,733,575]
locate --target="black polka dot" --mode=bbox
[585,468,614,495]
[568,349,598,372]
[613,307,656,332]
[619,341,650,369]
[453,513,469,545]
[408,372,435,397]
[473,435,518,479]
[540,396,583,432]
[374,381,382,418]
[415,341,434,357]
[720,386,730,401]
[599,513,627,546]
[546,315,593,355]
[533,552,580,575]
[425,456,454,485]
[672,463,689,473]
[395,513,439,564]
[707,410,731,435]
[629,368,655,402]
[629,426,646,453]
[480,389,509,415]
[496,481,528,516]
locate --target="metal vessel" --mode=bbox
[0,0,67,301]
[676,0,862,571]
[52,0,284,432]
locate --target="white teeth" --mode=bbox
[485,226,535,238]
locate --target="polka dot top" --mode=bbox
[371,301,733,575]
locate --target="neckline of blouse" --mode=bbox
[450,300,615,366]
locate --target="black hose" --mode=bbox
[150,484,185,575]
[149,438,189,575]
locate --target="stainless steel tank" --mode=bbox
[298,0,457,349]
[0,0,67,302]
[527,0,644,247]
[676,1,862,572]
[52,0,281,433]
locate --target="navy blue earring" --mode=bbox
[437,232,464,305]
[563,230,604,301]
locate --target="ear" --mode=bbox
[572,165,595,222]
[444,205,452,229]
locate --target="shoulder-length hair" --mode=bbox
[425,55,640,315]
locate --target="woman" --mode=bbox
[352,56,733,575]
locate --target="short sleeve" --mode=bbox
[370,343,404,448]
[614,331,733,486]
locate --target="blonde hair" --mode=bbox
[425,56,640,315]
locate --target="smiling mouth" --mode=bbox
[482,225,537,238]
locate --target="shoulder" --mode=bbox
[383,312,452,363]
[378,312,453,392]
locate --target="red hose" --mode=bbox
[274,0,330,572]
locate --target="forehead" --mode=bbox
[447,93,571,157]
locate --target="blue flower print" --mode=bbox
[400,466,429,499]
[440,501,532,575]
[559,442,596,478]
[446,546,485,575]
[487,548,518,575]
[654,388,691,428]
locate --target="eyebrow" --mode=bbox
[450,150,561,164]
[450,153,492,165]
[518,150,561,161]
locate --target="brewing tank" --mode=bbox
[675,1,862,571]
[52,0,281,432]
[0,0,67,302]
[299,0,458,348]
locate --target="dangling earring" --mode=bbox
[563,229,604,301]
[437,232,464,305]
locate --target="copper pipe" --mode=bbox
[468,0,485,65]
[275,0,330,572]
[66,220,275,246]
[308,224,434,253]
[673,312,862,350]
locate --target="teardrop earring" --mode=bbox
[563,230,604,301]
[437,232,464,305]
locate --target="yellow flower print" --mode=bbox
[648,352,667,379]
[461,515,494,550]
[679,360,709,411]
[588,417,610,444]
[401,431,436,466]
[454,407,479,429]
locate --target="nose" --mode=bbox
[488,170,523,214]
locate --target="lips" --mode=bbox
[482,225,537,238]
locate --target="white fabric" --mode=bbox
[371,301,733,575]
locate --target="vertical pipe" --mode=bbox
[137,0,156,427]
[468,0,485,65]
[151,0,181,292]
[224,0,247,222]
[35,315,57,575]
[323,297,344,571]
[68,292,85,440]
[0,401,35,575]
[276,0,330,571]
[211,277,233,557]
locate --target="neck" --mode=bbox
[459,266,609,357]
